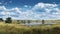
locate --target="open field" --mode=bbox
[0,21,60,34]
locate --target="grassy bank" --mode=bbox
[0,22,60,34]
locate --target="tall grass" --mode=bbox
[0,23,60,34]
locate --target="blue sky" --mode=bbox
[0,0,60,20]
[0,0,60,8]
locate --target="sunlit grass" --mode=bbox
[0,22,60,34]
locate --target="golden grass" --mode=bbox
[0,22,60,34]
[0,22,60,29]
[0,19,60,34]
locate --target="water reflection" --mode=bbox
[22,22,42,26]
[21,22,57,26]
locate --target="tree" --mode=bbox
[42,20,44,24]
[5,17,12,23]
[0,18,3,22]
[28,20,30,23]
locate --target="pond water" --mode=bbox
[21,22,57,26]
[22,22,42,26]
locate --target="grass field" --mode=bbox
[0,21,60,34]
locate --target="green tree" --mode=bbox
[5,17,12,23]
[28,20,30,23]
[42,20,44,24]
[0,18,3,22]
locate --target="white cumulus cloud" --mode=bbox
[0,3,60,20]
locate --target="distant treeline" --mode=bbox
[0,17,44,24]
[0,17,60,24]
[0,17,12,23]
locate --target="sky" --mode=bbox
[0,0,60,20]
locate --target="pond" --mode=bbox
[22,22,42,26]
[21,22,57,26]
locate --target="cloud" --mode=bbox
[31,3,60,20]
[0,6,6,10]
[32,3,58,12]
[0,3,60,20]
[24,5,28,8]
[11,7,21,13]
